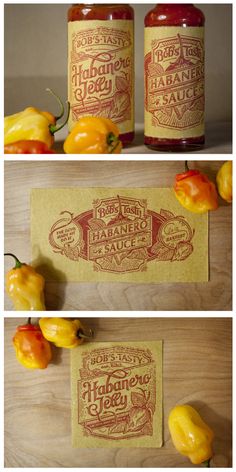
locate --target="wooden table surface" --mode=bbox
[4,317,232,468]
[4,160,232,311]
[54,122,232,154]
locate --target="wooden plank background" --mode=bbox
[4,317,232,468]
[4,160,232,310]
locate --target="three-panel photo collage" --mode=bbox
[3,2,233,469]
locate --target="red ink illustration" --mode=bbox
[145,33,204,130]
[49,211,84,261]
[77,346,156,440]
[69,26,133,126]
[49,195,194,273]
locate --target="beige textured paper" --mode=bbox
[71,340,163,448]
[31,188,208,283]
[68,19,134,133]
[144,26,204,139]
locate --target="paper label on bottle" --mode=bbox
[144,27,204,139]
[68,19,134,134]
[71,340,163,448]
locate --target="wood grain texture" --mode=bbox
[4,160,232,310]
[4,317,232,468]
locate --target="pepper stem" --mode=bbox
[110,141,120,154]
[46,88,64,121]
[202,459,211,467]
[77,328,94,340]
[107,132,117,145]
[107,132,120,154]
[185,161,189,172]
[49,101,71,135]
[27,317,32,325]
[4,253,24,269]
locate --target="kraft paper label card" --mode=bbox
[31,188,208,283]
[71,341,163,448]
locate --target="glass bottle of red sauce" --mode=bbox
[68,4,134,146]
[144,4,205,151]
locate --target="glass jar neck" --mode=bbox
[158,3,193,6]
[76,3,127,5]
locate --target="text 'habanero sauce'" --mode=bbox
[144,4,205,151]
[68,4,134,146]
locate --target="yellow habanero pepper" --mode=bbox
[174,161,218,214]
[13,318,52,369]
[4,253,45,311]
[216,161,232,203]
[4,89,69,148]
[63,116,122,154]
[168,404,214,466]
[39,318,93,348]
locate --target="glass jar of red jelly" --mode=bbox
[144,4,205,151]
[68,4,134,146]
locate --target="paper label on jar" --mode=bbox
[71,340,163,448]
[68,20,134,134]
[144,27,204,139]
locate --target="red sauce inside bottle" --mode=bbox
[144,4,205,151]
[68,4,134,146]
